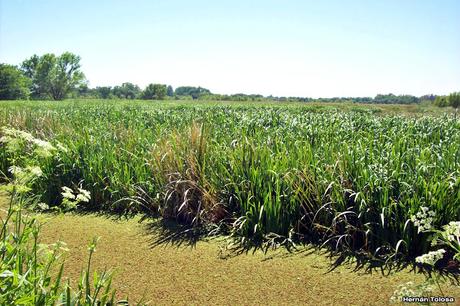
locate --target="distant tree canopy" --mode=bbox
[0,64,31,100]
[167,85,174,97]
[141,84,167,100]
[434,96,449,107]
[448,92,460,109]
[175,86,211,99]
[113,83,141,99]
[21,52,86,100]
[1,53,458,105]
[95,86,112,99]
[420,94,436,102]
[433,93,460,109]
[373,94,419,104]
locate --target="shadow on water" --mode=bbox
[27,196,460,283]
[141,218,217,249]
[138,215,460,284]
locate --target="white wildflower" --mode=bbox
[16,130,34,142]
[61,186,75,199]
[8,166,23,175]
[32,138,55,151]
[410,206,435,233]
[390,281,433,304]
[27,166,43,177]
[442,221,460,242]
[77,188,91,200]
[76,190,90,203]
[62,186,73,193]
[37,202,49,211]
[415,249,446,266]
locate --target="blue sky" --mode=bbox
[1,0,459,97]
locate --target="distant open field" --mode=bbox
[0,98,456,115]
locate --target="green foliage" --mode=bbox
[166,85,174,97]
[434,93,460,109]
[0,195,117,305]
[0,64,31,100]
[175,86,211,99]
[141,84,167,100]
[373,93,419,104]
[20,52,86,100]
[434,96,449,107]
[95,86,113,99]
[390,210,460,304]
[0,102,459,267]
[0,130,141,305]
[113,83,141,99]
[448,92,460,109]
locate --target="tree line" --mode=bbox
[433,93,460,109]
[0,52,458,107]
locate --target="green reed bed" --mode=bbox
[0,101,459,266]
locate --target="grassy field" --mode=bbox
[0,98,454,115]
[2,194,456,305]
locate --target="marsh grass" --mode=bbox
[0,100,459,268]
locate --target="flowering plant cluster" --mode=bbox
[410,206,460,264]
[390,281,433,304]
[60,186,91,211]
[391,207,459,304]
[410,206,435,233]
[1,126,87,212]
[0,127,66,159]
[432,221,460,262]
[0,165,43,194]
[415,249,446,266]
[441,222,460,244]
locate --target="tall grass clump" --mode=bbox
[0,100,459,268]
[149,121,226,225]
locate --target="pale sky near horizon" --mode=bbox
[0,0,459,98]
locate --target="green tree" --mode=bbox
[434,95,449,107]
[153,84,167,100]
[175,86,211,99]
[141,84,155,99]
[95,86,112,99]
[374,93,419,104]
[113,82,140,99]
[0,64,31,100]
[167,85,174,97]
[20,52,86,100]
[74,83,95,98]
[141,83,167,100]
[448,92,460,109]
